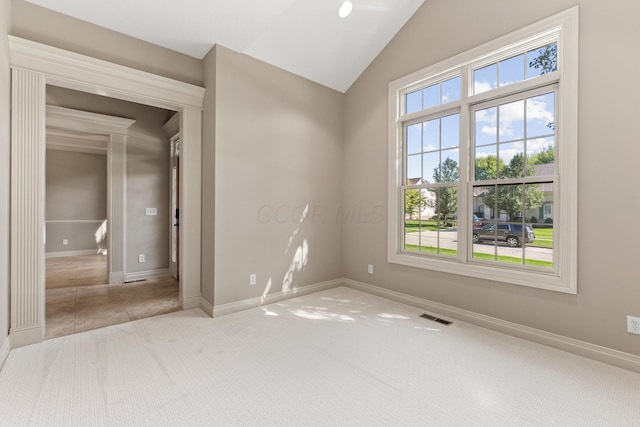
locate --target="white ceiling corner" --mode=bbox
[25,0,425,92]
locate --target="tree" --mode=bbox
[405,189,428,220]
[479,153,544,221]
[433,157,459,224]
[474,155,504,180]
[529,43,557,74]
[528,145,554,165]
[529,43,557,130]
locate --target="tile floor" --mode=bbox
[46,255,180,339]
[46,253,108,289]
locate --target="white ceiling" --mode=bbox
[25,0,425,93]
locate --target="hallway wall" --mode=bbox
[45,149,108,255]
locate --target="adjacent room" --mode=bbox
[0,0,639,425]
[43,86,181,339]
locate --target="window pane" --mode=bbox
[475,148,498,181]
[406,154,421,183]
[435,187,458,256]
[527,42,557,78]
[404,189,424,252]
[423,84,440,110]
[526,92,555,138]
[527,137,555,176]
[499,54,525,87]
[442,76,461,103]
[423,152,439,182]
[498,99,524,142]
[423,119,440,152]
[440,150,459,182]
[497,184,523,223]
[524,184,553,268]
[474,63,497,94]
[441,114,459,149]
[406,90,422,114]
[404,189,441,253]
[499,143,525,178]
[475,107,497,146]
[472,185,498,261]
[406,123,422,155]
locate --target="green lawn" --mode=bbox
[531,227,553,248]
[404,244,553,268]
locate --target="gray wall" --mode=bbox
[10,0,203,86]
[45,149,107,253]
[202,45,344,306]
[343,0,640,355]
[0,0,11,354]
[47,86,172,274]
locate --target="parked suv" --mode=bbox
[472,223,535,247]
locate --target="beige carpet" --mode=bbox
[1,286,639,426]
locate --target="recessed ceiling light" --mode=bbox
[338,1,353,18]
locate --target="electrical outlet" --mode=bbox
[138,254,145,263]
[367,264,374,274]
[145,208,157,216]
[628,316,640,335]
[249,274,256,285]
[62,239,68,246]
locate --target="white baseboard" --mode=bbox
[124,269,169,282]
[109,271,126,284]
[199,297,214,317]
[8,325,43,349]
[343,278,640,374]
[213,278,342,318]
[46,249,100,258]
[183,294,201,311]
[0,337,10,371]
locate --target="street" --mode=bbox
[405,229,553,263]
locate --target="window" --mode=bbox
[388,7,578,293]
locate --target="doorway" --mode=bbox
[42,89,182,339]
[9,36,205,347]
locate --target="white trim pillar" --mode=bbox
[108,134,127,283]
[10,68,46,346]
[180,107,202,309]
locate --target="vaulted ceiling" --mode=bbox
[25,0,426,92]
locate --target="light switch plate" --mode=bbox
[145,208,157,216]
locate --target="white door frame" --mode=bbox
[9,36,205,348]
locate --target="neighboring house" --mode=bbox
[406,178,436,219]
[472,163,554,223]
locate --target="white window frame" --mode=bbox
[388,7,578,293]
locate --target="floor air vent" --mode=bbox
[419,313,452,326]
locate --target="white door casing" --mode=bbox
[9,36,205,348]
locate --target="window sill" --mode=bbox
[388,251,576,294]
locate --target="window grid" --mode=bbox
[389,7,578,293]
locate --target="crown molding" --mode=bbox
[9,36,205,111]
[46,129,108,155]
[47,105,135,135]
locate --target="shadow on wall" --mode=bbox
[260,203,311,304]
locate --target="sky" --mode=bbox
[405,42,557,183]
